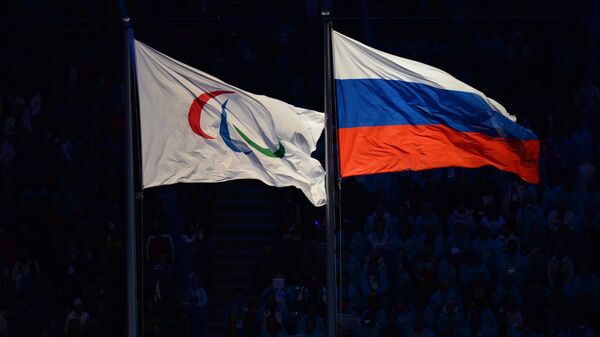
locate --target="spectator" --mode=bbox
[281,192,302,240]
[187,275,207,337]
[363,248,387,277]
[225,288,252,337]
[0,309,6,337]
[559,323,598,337]
[340,247,361,285]
[259,315,288,337]
[395,299,417,336]
[415,202,442,235]
[495,311,520,337]
[379,310,403,337]
[297,275,326,314]
[493,225,520,256]
[339,219,366,261]
[148,263,176,316]
[437,247,464,290]
[339,272,361,312]
[284,272,305,317]
[447,201,475,234]
[515,190,545,252]
[359,260,389,301]
[397,221,420,262]
[64,298,90,333]
[461,309,497,337]
[413,248,438,307]
[492,275,523,309]
[393,201,415,235]
[298,316,323,337]
[146,219,175,264]
[547,203,577,232]
[181,222,200,251]
[364,204,394,235]
[480,207,506,238]
[298,242,324,282]
[522,278,547,332]
[542,172,568,212]
[498,295,523,330]
[358,297,386,337]
[179,288,196,337]
[0,136,15,166]
[471,225,496,268]
[256,291,288,329]
[339,298,361,337]
[446,222,472,254]
[460,251,490,289]
[418,222,447,258]
[547,244,574,286]
[408,317,436,337]
[260,272,288,304]
[571,261,600,300]
[297,305,324,336]
[391,257,412,302]
[366,218,398,253]
[255,245,281,293]
[436,298,464,331]
[428,278,461,313]
[494,240,528,287]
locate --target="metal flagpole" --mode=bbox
[323,11,337,337]
[119,0,139,335]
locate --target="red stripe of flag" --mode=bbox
[339,124,540,183]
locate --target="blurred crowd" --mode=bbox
[245,133,600,337]
[0,35,127,336]
[141,184,216,337]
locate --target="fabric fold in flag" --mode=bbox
[134,40,326,206]
[333,30,539,183]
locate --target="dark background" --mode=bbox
[0,1,599,337]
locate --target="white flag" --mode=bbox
[134,40,326,206]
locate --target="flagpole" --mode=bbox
[119,0,139,336]
[322,11,337,337]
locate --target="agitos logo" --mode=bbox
[187,91,285,158]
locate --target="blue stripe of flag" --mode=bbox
[336,79,537,141]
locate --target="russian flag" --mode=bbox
[333,31,540,183]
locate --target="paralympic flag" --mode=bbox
[134,40,326,206]
[333,31,540,183]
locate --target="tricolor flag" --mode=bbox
[333,31,540,183]
[134,40,326,206]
